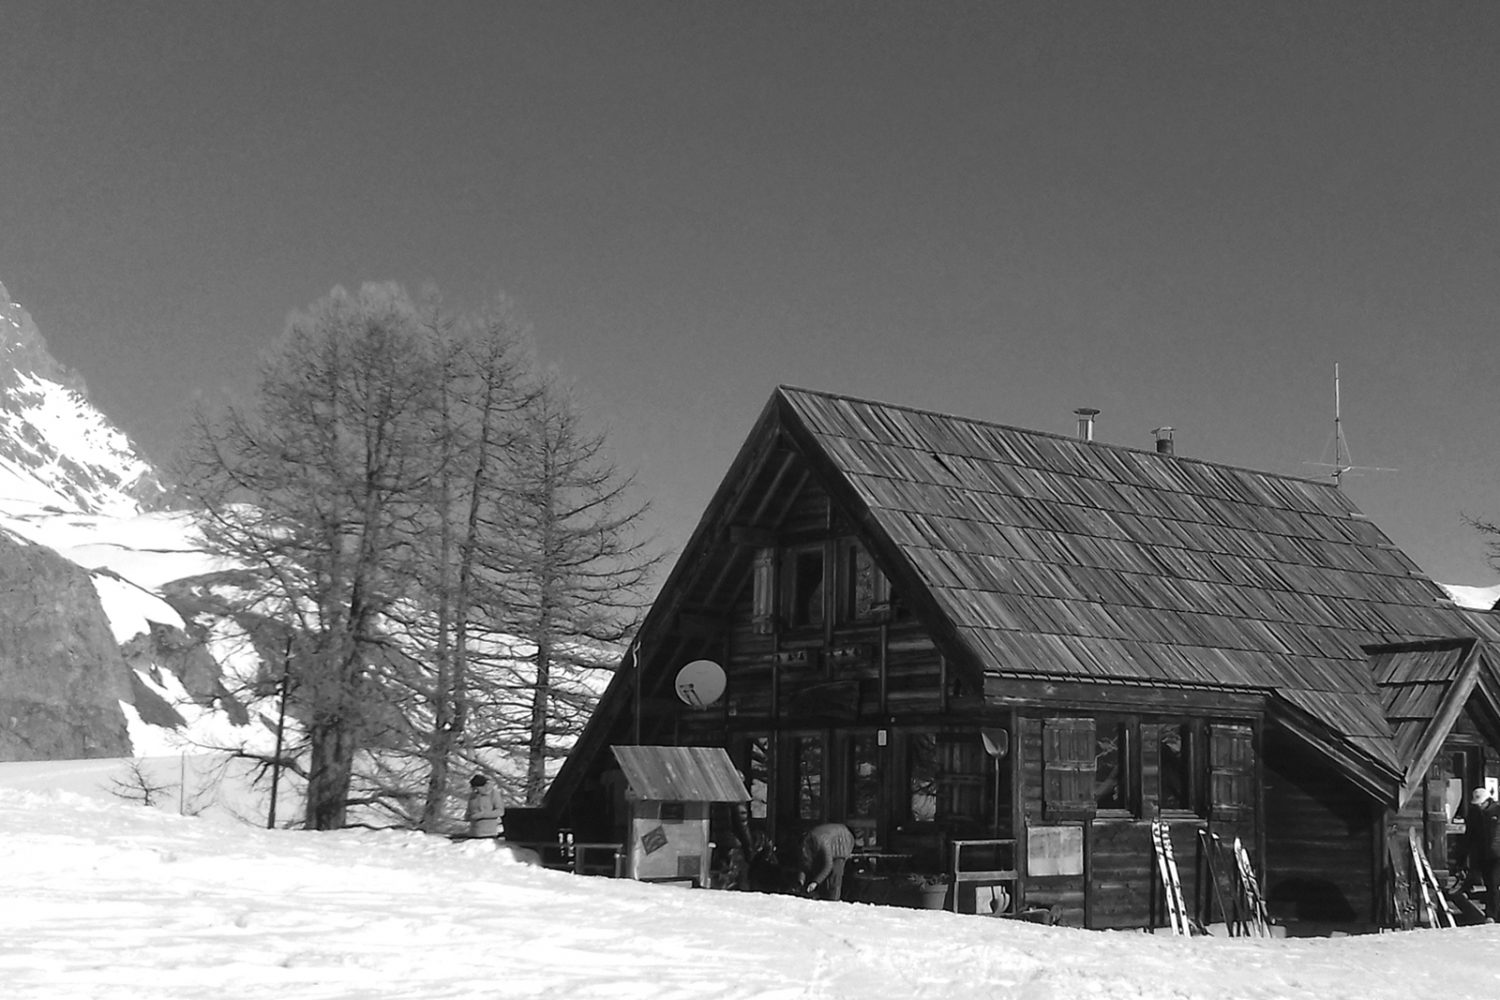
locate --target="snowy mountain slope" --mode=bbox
[1,777,1498,1000]
[0,281,261,759]
[1,283,162,516]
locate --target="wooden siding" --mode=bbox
[1263,732,1377,926]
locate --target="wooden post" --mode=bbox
[267,636,291,829]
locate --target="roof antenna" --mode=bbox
[1305,363,1395,487]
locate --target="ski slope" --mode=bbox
[2,762,1498,1000]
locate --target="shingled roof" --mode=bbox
[774,387,1479,784]
[547,387,1496,813]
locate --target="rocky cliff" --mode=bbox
[0,529,132,760]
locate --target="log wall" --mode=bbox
[1262,731,1376,926]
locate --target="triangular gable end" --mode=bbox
[1364,638,1499,808]
[544,389,975,813]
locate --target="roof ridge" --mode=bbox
[774,384,1353,496]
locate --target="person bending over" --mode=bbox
[799,822,855,901]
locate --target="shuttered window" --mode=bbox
[751,548,775,634]
[1208,724,1255,820]
[1043,717,1097,817]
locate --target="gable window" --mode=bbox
[840,540,890,621]
[751,548,776,634]
[781,546,825,630]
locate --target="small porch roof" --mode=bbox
[610,745,749,803]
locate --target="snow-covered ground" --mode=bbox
[3,763,1499,1000]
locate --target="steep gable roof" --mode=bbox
[548,387,1486,812]
[775,387,1472,783]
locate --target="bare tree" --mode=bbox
[107,760,177,809]
[413,296,535,830]
[175,283,444,830]
[173,283,656,828]
[489,374,660,805]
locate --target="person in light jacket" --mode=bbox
[798,822,855,901]
[464,774,502,838]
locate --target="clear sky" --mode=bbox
[2,2,1498,585]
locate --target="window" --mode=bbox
[848,733,881,848]
[840,541,890,621]
[792,733,824,821]
[1048,716,1249,821]
[1093,718,1131,812]
[1154,722,1194,813]
[1043,715,1134,816]
[909,732,938,822]
[741,734,770,820]
[908,731,992,825]
[938,736,990,823]
[781,546,825,630]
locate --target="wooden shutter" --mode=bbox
[1208,724,1254,821]
[1043,717,1096,817]
[751,547,775,634]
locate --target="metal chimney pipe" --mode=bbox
[1153,426,1175,455]
[1074,407,1099,441]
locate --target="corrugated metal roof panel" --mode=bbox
[610,745,748,802]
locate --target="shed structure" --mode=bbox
[610,745,749,886]
[548,387,1500,931]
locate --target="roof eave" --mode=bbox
[1269,696,1403,804]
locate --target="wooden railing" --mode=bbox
[949,838,1019,914]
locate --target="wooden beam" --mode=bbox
[728,525,777,548]
[672,609,728,638]
[982,674,1267,715]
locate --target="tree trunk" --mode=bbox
[526,636,552,806]
[305,712,355,830]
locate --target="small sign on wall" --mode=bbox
[1026,824,1085,877]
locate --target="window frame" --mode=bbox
[787,730,827,824]
[836,538,891,624]
[1091,715,1136,817]
[779,543,828,632]
[1151,719,1202,818]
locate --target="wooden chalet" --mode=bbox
[546,387,1500,932]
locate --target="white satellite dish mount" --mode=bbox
[674,659,726,708]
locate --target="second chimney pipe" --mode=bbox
[1074,407,1099,441]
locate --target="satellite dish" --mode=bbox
[674,659,726,708]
